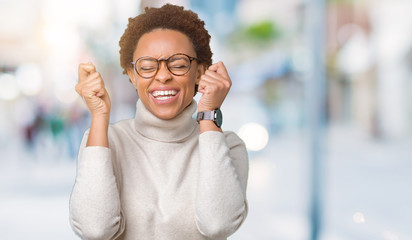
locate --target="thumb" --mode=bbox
[96,87,106,97]
[78,62,96,82]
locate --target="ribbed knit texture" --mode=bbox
[69,100,249,240]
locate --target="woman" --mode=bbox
[70,4,248,240]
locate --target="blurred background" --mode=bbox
[0,0,411,239]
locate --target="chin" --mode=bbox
[153,108,179,120]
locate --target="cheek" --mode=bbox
[183,77,196,93]
[136,80,148,97]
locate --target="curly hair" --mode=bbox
[119,4,213,74]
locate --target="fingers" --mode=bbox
[78,62,96,83]
[198,75,225,94]
[76,71,105,98]
[76,62,106,100]
[76,62,111,118]
[208,61,229,77]
[206,62,231,84]
[198,62,232,93]
[197,61,232,111]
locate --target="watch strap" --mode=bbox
[196,110,215,122]
[196,109,222,128]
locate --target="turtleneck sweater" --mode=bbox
[69,99,249,240]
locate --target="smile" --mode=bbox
[150,89,180,104]
[152,90,178,100]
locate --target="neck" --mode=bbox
[134,99,198,142]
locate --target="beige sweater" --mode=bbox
[69,99,249,240]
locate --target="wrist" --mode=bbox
[198,106,214,112]
[199,120,223,133]
[197,104,220,112]
[90,116,110,133]
[88,117,109,147]
[91,114,110,124]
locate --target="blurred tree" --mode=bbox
[229,20,281,47]
[245,21,280,42]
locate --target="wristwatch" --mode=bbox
[196,108,222,128]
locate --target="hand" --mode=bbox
[197,62,232,112]
[75,63,111,120]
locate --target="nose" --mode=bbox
[155,61,172,83]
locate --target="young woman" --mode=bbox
[70,4,248,240]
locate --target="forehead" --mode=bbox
[133,29,196,59]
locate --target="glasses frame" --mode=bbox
[131,53,198,79]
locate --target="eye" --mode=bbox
[139,66,157,71]
[137,58,158,72]
[168,57,189,69]
[169,65,187,69]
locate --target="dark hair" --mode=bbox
[119,4,213,74]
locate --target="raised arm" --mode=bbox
[195,62,249,238]
[70,63,124,239]
[75,62,111,147]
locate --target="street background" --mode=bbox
[0,0,411,239]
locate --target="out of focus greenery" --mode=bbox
[244,21,280,41]
[228,20,281,48]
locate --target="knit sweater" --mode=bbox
[69,99,249,240]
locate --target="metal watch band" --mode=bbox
[196,110,214,122]
[196,109,222,128]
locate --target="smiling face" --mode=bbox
[128,29,205,120]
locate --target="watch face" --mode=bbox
[215,108,223,127]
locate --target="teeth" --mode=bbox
[156,96,173,100]
[152,90,177,97]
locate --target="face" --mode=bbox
[128,29,205,120]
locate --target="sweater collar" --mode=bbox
[134,99,198,142]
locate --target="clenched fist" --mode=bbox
[197,61,232,112]
[75,63,111,120]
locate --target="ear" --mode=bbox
[195,63,206,85]
[127,68,138,88]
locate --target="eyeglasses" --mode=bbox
[131,53,198,79]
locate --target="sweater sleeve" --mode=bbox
[195,130,249,239]
[69,130,125,240]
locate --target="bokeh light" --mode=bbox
[16,63,44,96]
[238,122,269,151]
[0,73,20,101]
[353,212,366,224]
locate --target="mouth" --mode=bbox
[150,89,180,104]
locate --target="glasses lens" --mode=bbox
[136,58,158,78]
[167,55,190,75]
